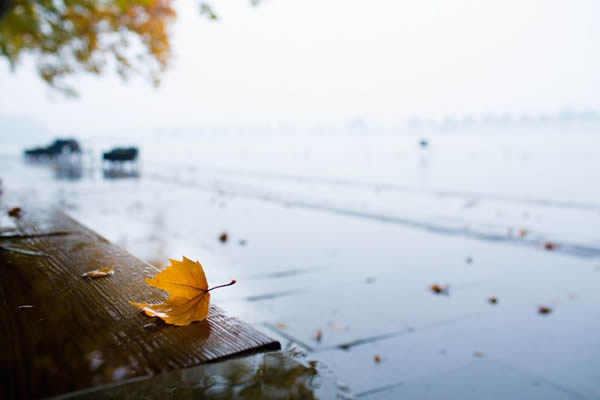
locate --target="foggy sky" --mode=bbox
[1,0,599,137]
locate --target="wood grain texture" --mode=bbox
[0,205,280,399]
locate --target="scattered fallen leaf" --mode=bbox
[130,257,236,326]
[488,297,498,305]
[519,229,528,238]
[430,284,449,295]
[543,242,557,250]
[219,232,228,243]
[538,305,552,315]
[8,207,21,218]
[313,328,323,343]
[473,351,485,357]
[374,354,382,363]
[82,267,115,279]
[277,322,288,329]
[327,322,348,332]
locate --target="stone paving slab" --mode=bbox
[361,359,586,400]
[314,303,600,397]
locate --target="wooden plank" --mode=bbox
[0,204,280,399]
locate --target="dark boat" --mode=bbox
[24,138,81,159]
[102,147,138,162]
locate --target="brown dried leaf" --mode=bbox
[538,305,552,315]
[430,284,449,295]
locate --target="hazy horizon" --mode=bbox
[2,0,600,137]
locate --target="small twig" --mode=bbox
[0,246,47,256]
[208,280,237,292]
[0,231,72,240]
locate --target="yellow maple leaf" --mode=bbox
[130,257,236,326]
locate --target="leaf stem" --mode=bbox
[208,280,237,292]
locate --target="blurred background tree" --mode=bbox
[0,0,260,96]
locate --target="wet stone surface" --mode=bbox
[2,132,600,400]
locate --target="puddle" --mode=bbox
[60,350,349,399]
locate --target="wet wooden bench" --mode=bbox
[0,205,280,399]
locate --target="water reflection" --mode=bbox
[67,351,342,399]
[54,161,83,181]
[102,169,141,179]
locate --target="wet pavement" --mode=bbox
[1,132,600,399]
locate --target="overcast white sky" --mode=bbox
[1,0,599,137]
